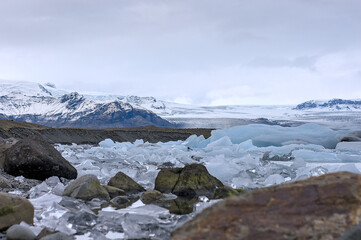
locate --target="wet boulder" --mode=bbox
[103,185,125,198]
[4,138,77,180]
[63,174,109,201]
[141,190,164,204]
[0,192,34,231]
[155,164,223,198]
[0,175,11,188]
[172,172,361,240]
[154,168,182,194]
[108,171,145,194]
[6,224,36,240]
[213,186,246,199]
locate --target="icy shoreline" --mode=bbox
[2,123,361,239]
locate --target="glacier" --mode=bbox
[5,123,361,239]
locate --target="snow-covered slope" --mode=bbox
[0,81,173,128]
[295,99,361,111]
[1,80,360,129]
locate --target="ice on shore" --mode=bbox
[187,123,345,149]
[23,123,361,239]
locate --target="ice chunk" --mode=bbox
[337,164,361,174]
[184,134,209,149]
[105,231,125,239]
[263,174,285,186]
[205,155,240,182]
[30,193,62,209]
[336,142,361,152]
[205,136,233,150]
[291,158,306,169]
[309,166,328,177]
[29,182,50,198]
[208,123,343,148]
[99,139,116,148]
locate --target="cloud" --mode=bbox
[0,0,360,105]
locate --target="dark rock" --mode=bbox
[0,192,34,231]
[103,185,125,198]
[154,168,182,194]
[36,228,57,240]
[155,164,223,198]
[39,232,74,240]
[63,174,109,201]
[108,172,145,194]
[141,190,164,204]
[0,170,41,194]
[163,197,198,215]
[110,196,129,206]
[110,196,139,209]
[172,172,361,240]
[4,138,77,180]
[0,138,16,169]
[0,175,11,188]
[338,222,361,240]
[6,224,36,240]
[213,186,246,199]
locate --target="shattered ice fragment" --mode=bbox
[264,174,285,186]
[291,158,306,169]
[14,176,25,183]
[338,164,361,174]
[199,196,209,202]
[99,139,116,148]
[105,231,125,239]
[310,166,328,177]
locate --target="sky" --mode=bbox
[0,0,360,106]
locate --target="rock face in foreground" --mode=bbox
[172,172,361,240]
[0,192,34,231]
[4,138,77,180]
[155,164,223,198]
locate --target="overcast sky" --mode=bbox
[0,0,360,105]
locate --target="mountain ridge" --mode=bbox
[0,81,174,128]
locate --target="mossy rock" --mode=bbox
[0,192,34,231]
[103,185,125,198]
[141,190,164,204]
[161,197,198,215]
[154,168,182,193]
[172,164,224,198]
[63,174,110,201]
[213,186,247,199]
[108,172,145,194]
[155,164,224,198]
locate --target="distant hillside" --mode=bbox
[0,81,174,128]
[294,99,361,110]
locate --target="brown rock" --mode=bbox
[172,172,361,240]
[63,174,110,201]
[155,164,223,198]
[141,190,164,204]
[108,172,145,194]
[0,175,11,188]
[103,185,125,198]
[0,192,34,231]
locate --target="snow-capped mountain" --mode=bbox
[0,81,173,128]
[294,99,361,110]
[1,80,360,129]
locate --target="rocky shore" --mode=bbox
[0,120,212,145]
[1,120,361,239]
